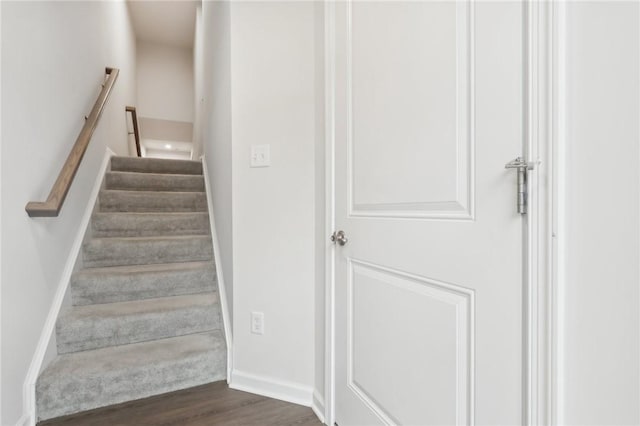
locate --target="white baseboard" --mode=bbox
[21,148,114,426]
[14,413,30,426]
[230,370,313,408]
[312,389,326,424]
[200,156,233,383]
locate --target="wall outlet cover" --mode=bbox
[250,144,270,167]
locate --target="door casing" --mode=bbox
[321,1,561,425]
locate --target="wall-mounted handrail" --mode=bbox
[25,67,120,217]
[126,106,142,157]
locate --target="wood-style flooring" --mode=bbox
[38,381,323,426]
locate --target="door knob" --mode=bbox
[331,230,348,246]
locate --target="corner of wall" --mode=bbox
[201,157,233,383]
[229,369,314,408]
[312,388,326,424]
[0,1,4,423]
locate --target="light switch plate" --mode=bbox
[251,144,270,167]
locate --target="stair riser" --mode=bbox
[105,172,205,192]
[37,333,226,421]
[111,156,203,175]
[83,237,212,268]
[71,265,216,306]
[99,191,207,213]
[92,213,210,238]
[56,301,222,354]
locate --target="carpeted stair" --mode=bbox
[36,156,226,422]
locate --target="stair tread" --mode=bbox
[91,212,210,237]
[37,331,226,420]
[105,171,205,192]
[59,292,219,321]
[93,211,210,217]
[88,234,211,242]
[99,190,207,213]
[56,293,221,354]
[75,260,215,276]
[82,234,213,268]
[107,171,204,178]
[40,331,224,377]
[70,261,216,306]
[110,156,203,175]
[101,189,206,195]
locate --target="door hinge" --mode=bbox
[505,157,537,215]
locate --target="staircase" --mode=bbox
[36,156,226,421]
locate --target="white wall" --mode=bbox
[0,1,137,424]
[0,3,4,423]
[195,1,318,399]
[192,6,203,160]
[137,40,193,124]
[229,1,316,395]
[145,149,191,161]
[313,0,326,413]
[195,1,234,323]
[560,2,640,424]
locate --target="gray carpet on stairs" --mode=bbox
[37,332,226,421]
[82,235,214,268]
[105,171,205,192]
[70,261,216,305]
[91,212,210,237]
[100,190,208,213]
[36,156,226,421]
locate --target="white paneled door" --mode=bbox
[332,1,526,425]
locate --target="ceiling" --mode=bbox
[127,0,200,49]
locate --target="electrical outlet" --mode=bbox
[250,144,270,167]
[251,312,264,335]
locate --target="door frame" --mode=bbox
[524,1,559,424]
[322,1,563,425]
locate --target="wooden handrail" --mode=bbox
[25,67,120,217]
[126,106,142,157]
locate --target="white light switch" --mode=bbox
[251,144,270,167]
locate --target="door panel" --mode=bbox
[333,1,525,425]
[349,1,472,219]
[348,260,472,425]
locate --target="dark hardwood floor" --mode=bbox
[38,381,323,426]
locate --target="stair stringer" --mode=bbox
[21,147,115,426]
[200,156,233,383]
